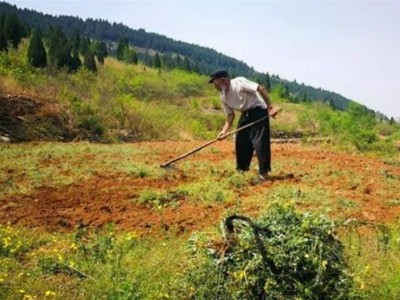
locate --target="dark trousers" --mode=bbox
[235,107,271,174]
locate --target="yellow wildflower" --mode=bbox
[45,290,56,297]
[322,260,328,269]
[70,243,78,250]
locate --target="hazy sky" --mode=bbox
[5,0,400,119]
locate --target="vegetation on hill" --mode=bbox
[1,0,389,116]
[0,8,398,154]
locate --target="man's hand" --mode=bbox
[217,130,227,140]
[268,106,281,118]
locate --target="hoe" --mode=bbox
[160,108,281,169]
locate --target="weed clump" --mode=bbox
[187,203,357,299]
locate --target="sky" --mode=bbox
[5,0,400,119]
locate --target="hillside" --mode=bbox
[1,35,400,154]
[0,0,359,112]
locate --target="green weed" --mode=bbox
[138,189,185,209]
[186,203,357,299]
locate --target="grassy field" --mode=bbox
[1,39,400,300]
[1,141,400,299]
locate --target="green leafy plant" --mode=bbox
[187,203,356,299]
[138,189,186,209]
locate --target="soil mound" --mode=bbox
[0,94,75,142]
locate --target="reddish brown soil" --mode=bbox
[1,142,399,235]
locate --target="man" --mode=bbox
[209,70,278,180]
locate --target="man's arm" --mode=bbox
[218,112,235,140]
[257,85,279,118]
[257,85,272,106]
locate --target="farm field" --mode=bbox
[1,141,400,299]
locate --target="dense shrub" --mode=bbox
[187,203,356,299]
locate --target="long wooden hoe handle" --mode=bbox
[160,114,271,168]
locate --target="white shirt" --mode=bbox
[220,77,267,115]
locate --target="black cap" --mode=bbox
[208,70,229,83]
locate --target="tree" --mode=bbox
[343,102,378,150]
[27,29,47,68]
[84,49,97,72]
[162,52,174,69]
[122,47,138,64]
[0,13,5,27]
[122,47,131,63]
[0,24,7,53]
[144,47,152,67]
[94,40,107,64]
[3,12,25,49]
[79,37,90,56]
[153,52,161,69]
[183,56,191,71]
[131,50,138,64]
[301,92,309,103]
[264,72,271,92]
[71,49,82,71]
[46,26,74,71]
[175,54,182,69]
[283,84,290,99]
[328,99,336,110]
[116,37,129,61]
[71,29,81,52]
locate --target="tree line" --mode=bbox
[1,1,392,120]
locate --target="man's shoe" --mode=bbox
[259,172,269,181]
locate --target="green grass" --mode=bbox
[2,36,400,300]
[341,224,400,300]
[1,142,400,299]
[0,224,189,300]
[0,143,157,198]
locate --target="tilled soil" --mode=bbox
[1,142,399,235]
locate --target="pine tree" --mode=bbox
[116,37,129,61]
[94,40,107,64]
[47,26,64,66]
[0,24,7,53]
[283,84,290,98]
[162,53,174,69]
[144,47,152,66]
[84,49,97,72]
[79,37,90,56]
[132,51,138,65]
[71,49,82,71]
[122,47,138,64]
[153,52,161,69]
[46,26,75,71]
[302,92,309,103]
[27,29,47,68]
[3,13,24,49]
[0,13,5,27]
[71,29,81,52]
[264,73,272,92]
[183,56,191,71]
[175,55,182,69]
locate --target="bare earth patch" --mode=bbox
[1,141,399,234]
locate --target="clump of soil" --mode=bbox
[0,94,75,142]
